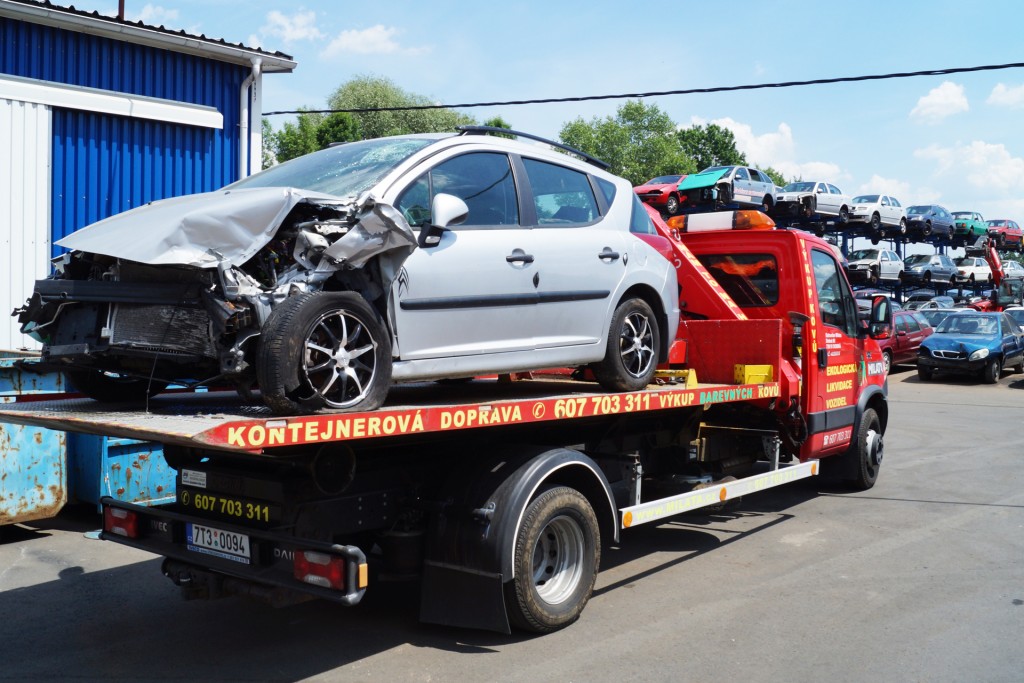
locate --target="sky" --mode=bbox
[89,0,1024,255]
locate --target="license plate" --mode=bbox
[186,523,251,564]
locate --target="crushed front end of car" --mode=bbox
[15,187,416,405]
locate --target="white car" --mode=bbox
[774,181,852,224]
[1002,260,1024,278]
[846,248,905,284]
[17,129,680,415]
[954,256,993,284]
[849,194,908,239]
[677,165,776,211]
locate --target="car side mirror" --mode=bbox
[868,295,893,339]
[418,193,469,249]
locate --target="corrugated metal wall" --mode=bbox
[0,16,249,251]
[0,97,50,350]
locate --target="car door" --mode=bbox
[517,156,629,349]
[1000,314,1024,366]
[813,182,835,215]
[389,151,539,360]
[731,166,753,205]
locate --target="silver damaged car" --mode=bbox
[16,128,680,415]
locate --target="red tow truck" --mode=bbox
[0,210,893,634]
[964,237,1024,311]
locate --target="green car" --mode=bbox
[952,211,987,245]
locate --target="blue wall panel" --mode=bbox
[0,16,251,252]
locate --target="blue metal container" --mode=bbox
[68,434,176,510]
[0,351,67,525]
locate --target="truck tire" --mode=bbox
[257,291,392,415]
[591,298,660,391]
[64,369,168,403]
[849,407,883,490]
[504,486,600,633]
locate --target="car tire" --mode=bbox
[257,291,392,415]
[591,298,660,392]
[923,271,932,285]
[981,357,1001,384]
[665,194,680,216]
[761,196,773,214]
[503,486,600,633]
[870,236,880,245]
[922,222,932,237]
[838,206,850,225]
[882,350,893,375]
[868,267,879,285]
[64,369,168,403]
[1014,357,1024,374]
[917,365,933,381]
[869,213,881,232]
[898,218,907,235]
[847,407,883,490]
[717,185,732,206]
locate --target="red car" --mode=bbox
[633,175,685,215]
[986,219,1023,251]
[877,310,933,374]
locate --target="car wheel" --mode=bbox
[870,236,880,245]
[761,195,772,214]
[591,298,660,392]
[869,213,881,232]
[868,267,879,285]
[968,273,976,283]
[923,271,932,285]
[917,365,933,381]
[981,357,1001,384]
[64,369,168,403]
[922,221,932,237]
[1014,357,1024,374]
[717,185,732,206]
[898,218,907,235]
[504,486,600,633]
[257,291,392,415]
[665,194,680,216]
[848,407,883,490]
[838,206,850,225]
[882,350,893,375]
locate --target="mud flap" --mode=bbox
[419,562,510,633]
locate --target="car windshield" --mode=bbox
[920,309,955,326]
[1005,309,1024,324]
[782,182,815,192]
[852,195,878,203]
[954,257,979,266]
[646,175,682,184]
[227,136,438,198]
[987,220,1008,227]
[697,166,731,174]
[936,315,997,335]
[906,206,929,215]
[904,254,930,266]
[952,212,973,219]
[849,249,879,260]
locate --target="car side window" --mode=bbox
[629,194,656,235]
[881,196,890,206]
[892,198,902,208]
[734,167,750,181]
[904,315,921,332]
[522,158,599,225]
[829,185,841,195]
[1002,316,1015,336]
[395,152,520,228]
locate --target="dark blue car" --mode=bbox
[917,312,1024,383]
[905,205,955,242]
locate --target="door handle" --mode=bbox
[506,253,534,264]
[598,249,620,261]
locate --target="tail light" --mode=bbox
[294,550,346,590]
[104,507,139,538]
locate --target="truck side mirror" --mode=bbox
[418,193,470,249]
[868,295,893,339]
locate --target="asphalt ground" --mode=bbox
[1,367,1022,682]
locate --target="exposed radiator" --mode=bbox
[110,304,217,358]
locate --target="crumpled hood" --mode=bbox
[922,334,993,354]
[677,168,729,191]
[56,187,346,268]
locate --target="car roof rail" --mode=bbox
[456,125,611,170]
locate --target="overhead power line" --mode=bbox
[264,61,1024,116]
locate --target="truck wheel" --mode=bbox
[981,357,1001,384]
[848,408,883,490]
[504,486,600,633]
[917,365,933,381]
[257,292,392,415]
[665,195,680,216]
[882,350,893,375]
[64,369,168,403]
[591,298,660,391]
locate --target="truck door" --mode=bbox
[807,248,863,454]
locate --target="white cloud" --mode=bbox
[127,4,179,26]
[909,81,969,124]
[857,174,941,206]
[916,141,1024,195]
[986,83,1024,109]
[247,34,264,50]
[259,10,324,43]
[321,25,429,58]
[690,116,846,183]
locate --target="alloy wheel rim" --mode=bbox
[619,312,655,378]
[302,309,377,408]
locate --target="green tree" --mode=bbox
[676,123,747,171]
[274,109,324,163]
[483,115,514,138]
[757,165,787,187]
[260,118,277,169]
[328,75,475,139]
[558,100,693,186]
[316,111,361,149]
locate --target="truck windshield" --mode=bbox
[697,254,779,307]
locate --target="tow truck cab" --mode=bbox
[665,213,890,463]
